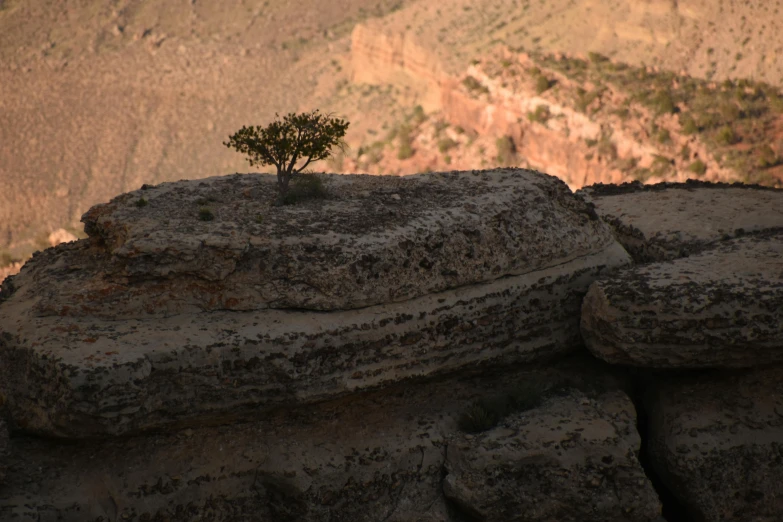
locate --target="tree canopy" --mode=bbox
[224,110,349,203]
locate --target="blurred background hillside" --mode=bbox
[2,0,783,279]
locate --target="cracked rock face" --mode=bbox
[581,231,783,368]
[645,367,783,521]
[577,180,783,262]
[0,360,606,522]
[0,169,631,437]
[443,389,661,521]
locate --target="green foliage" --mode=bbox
[396,124,414,159]
[656,128,671,144]
[434,120,450,135]
[462,75,490,95]
[716,125,738,145]
[632,167,653,182]
[756,144,779,168]
[281,173,327,205]
[651,90,676,115]
[588,51,609,64]
[616,157,638,171]
[411,105,427,126]
[0,251,19,267]
[495,135,517,165]
[358,141,385,166]
[527,104,550,123]
[397,141,414,160]
[198,207,214,221]
[769,92,783,113]
[575,88,600,113]
[134,197,148,208]
[688,159,707,176]
[612,107,630,120]
[651,155,674,176]
[437,137,458,154]
[679,112,699,135]
[535,74,551,94]
[718,102,740,122]
[224,110,349,203]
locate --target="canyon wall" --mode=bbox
[349,26,738,190]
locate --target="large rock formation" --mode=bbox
[645,367,783,521]
[0,169,629,438]
[0,355,658,522]
[443,389,661,521]
[580,181,783,368]
[2,173,782,521]
[577,180,783,262]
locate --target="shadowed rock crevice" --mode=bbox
[626,371,694,522]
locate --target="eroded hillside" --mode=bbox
[339,45,783,189]
[3,0,783,274]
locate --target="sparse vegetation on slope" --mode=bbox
[533,51,783,186]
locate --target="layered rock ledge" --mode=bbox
[581,230,783,368]
[443,389,661,521]
[645,367,783,520]
[577,180,783,262]
[0,169,630,437]
[0,356,658,522]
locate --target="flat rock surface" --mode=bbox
[28,168,610,317]
[581,231,783,368]
[0,169,631,437]
[645,366,783,521]
[577,180,783,262]
[0,356,626,522]
[443,389,661,521]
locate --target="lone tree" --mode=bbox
[224,110,349,203]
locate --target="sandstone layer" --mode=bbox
[577,181,783,262]
[0,169,631,437]
[581,230,783,368]
[0,357,643,522]
[443,389,661,521]
[645,367,783,521]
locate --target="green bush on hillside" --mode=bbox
[535,74,551,94]
[688,159,707,176]
[527,104,550,124]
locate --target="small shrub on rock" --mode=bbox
[198,207,214,221]
[224,110,348,205]
[281,173,327,205]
